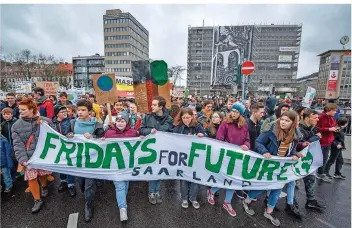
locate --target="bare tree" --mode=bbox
[168,65,186,89]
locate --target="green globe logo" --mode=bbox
[292,152,314,176]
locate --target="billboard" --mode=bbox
[278,55,292,62]
[211,26,253,87]
[279,47,299,52]
[277,64,291,69]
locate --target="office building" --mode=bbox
[187,24,302,96]
[103,9,149,77]
[72,54,105,88]
[316,49,351,100]
[296,72,318,97]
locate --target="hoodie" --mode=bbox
[274,103,290,119]
[36,96,54,118]
[69,117,105,138]
[139,109,173,136]
[260,102,290,133]
[52,117,71,135]
[297,121,320,151]
[104,124,138,138]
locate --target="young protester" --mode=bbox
[316,103,339,182]
[324,117,348,180]
[205,111,224,139]
[49,95,57,106]
[67,105,76,119]
[198,100,213,129]
[88,94,101,121]
[57,92,73,107]
[221,97,235,116]
[207,102,250,217]
[103,112,139,221]
[111,100,124,116]
[1,134,14,193]
[261,102,289,132]
[33,87,55,118]
[139,96,173,205]
[12,98,56,213]
[66,100,105,222]
[244,99,251,119]
[128,102,142,130]
[294,106,307,121]
[4,92,20,120]
[243,110,300,227]
[173,108,205,209]
[52,105,77,197]
[246,103,264,151]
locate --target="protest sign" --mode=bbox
[28,123,323,190]
[15,81,32,94]
[92,73,117,104]
[115,75,134,98]
[302,87,316,108]
[36,82,59,96]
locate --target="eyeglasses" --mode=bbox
[59,110,68,114]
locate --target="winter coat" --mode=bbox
[139,111,173,136]
[247,118,262,151]
[104,124,138,138]
[4,101,20,119]
[244,108,251,119]
[173,122,205,135]
[52,117,71,135]
[198,109,213,129]
[331,129,345,153]
[255,121,298,157]
[205,123,221,139]
[216,121,250,148]
[0,101,6,123]
[92,103,101,120]
[12,115,55,164]
[317,112,337,147]
[1,135,13,168]
[68,118,105,138]
[36,96,55,118]
[297,121,320,151]
[1,117,17,146]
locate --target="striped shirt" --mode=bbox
[278,142,290,157]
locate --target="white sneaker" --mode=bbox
[181,200,189,208]
[279,192,287,198]
[119,208,128,221]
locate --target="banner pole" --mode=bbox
[107,102,112,123]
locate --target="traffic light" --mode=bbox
[234,64,242,85]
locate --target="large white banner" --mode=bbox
[28,124,323,190]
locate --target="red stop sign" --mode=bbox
[241,61,255,75]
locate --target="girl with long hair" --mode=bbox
[205,111,224,139]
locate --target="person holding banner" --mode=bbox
[173,108,205,209]
[11,98,56,213]
[140,96,173,205]
[243,110,300,227]
[207,102,250,217]
[205,111,224,139]
[103,112,139,222]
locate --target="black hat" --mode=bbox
[54,105,67,117]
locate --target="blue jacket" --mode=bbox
[1,135,14,168]
[52,117,71,135]
[255,122,298,157]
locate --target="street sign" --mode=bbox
[241,61,255,75]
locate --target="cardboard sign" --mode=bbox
[15,81,32,94]
[36,82,59,96]
[92,73,117,104]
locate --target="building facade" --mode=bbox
[316,50,351,100]
[296,72,319,97]
[72,54,105,88]
[103,9,149,77]
[187,24,302,96]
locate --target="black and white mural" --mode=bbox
[211,26,253,87]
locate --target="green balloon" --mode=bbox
[150,60,168,86]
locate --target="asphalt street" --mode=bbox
[1,165,351,228]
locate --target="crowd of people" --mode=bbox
[0,87,349,227]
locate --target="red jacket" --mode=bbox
[317,112,336,147]
[37,98,54,119]
[103,125,138,138]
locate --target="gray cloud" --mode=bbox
[1,4,351,81]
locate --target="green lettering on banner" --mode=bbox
[277,162,292,181]
[102,143,126,169]
[40,132,59,159]
[54,139,76,166]
[258,160,281,181]
[76,143,84,168]
[85,143,104,168]
[226,150,244,175]
[138,138,157,165]
[124,141,141,168]
[242,155,263,180]
[205,146,225,173]
[188,142,206,167]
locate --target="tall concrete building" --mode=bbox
[72,54,105,88]
[296,72,319,97]
[103,9,149,77]
[316,49,351,100]
[187,24,302,96]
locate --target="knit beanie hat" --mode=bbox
[54,105,66,117]
[231,102,245,116]
[116,112,129,123]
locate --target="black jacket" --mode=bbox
[0,117,17,146]
[297,122,320,151]
[173,123,205,135]
[331,130,345,152]
[246,118,261,151]
[205,123,220,139]
[139,110,173,136]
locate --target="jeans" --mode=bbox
[303,174,316,200]
[113,181,129,209]
[148,180,161,194]
[78,178,97,202]
[1,168,13,189]
[180,181,199,201]
[211,187,234,203]
[60,173,75,187]
[248,189,282,209]
[317,146,331,175]
[286,181,295,205]
[325,149,344,175]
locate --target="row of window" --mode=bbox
[104,18,148,37]
[105,60,131,64]
[104,26,148,45]
[105,43,148,58]
[105,52,130,56]
[105,35,130,41]
[105,68,131,72]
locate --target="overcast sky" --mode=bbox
[1,4,351,83]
